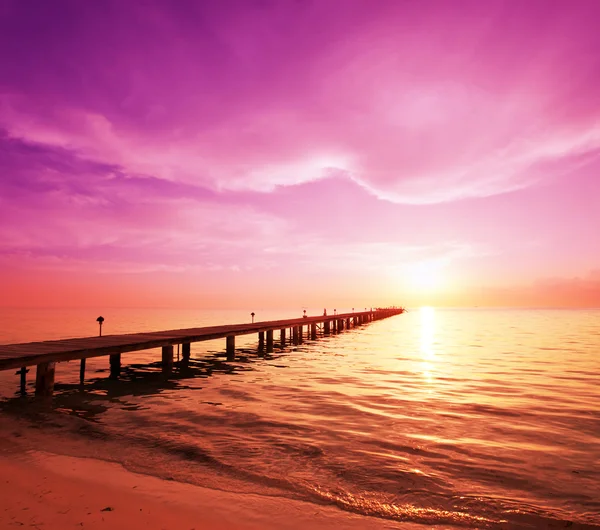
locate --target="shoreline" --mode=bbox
[0,448,433,530]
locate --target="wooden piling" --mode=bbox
[181,342,191,366]
[292,326,299,344]
[266,330,274,353]
[79,358,86,385]
[298,325,303,344]
[280,328,286,346]
[226,335,235,360]
[258,331,265,352]
[311,323,317,340]
[162,345,174,374]
[35,362,55,396]
[324,321,330,335]
[109,354,121,379]
[17,366,27,394]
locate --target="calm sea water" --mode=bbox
[1,307,599,528]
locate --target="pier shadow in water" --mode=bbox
[0,346,291,423]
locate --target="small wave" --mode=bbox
[305,485,502,527]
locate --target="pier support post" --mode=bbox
[324,321,330,335]
[298,325,303,344]
[109,354,121,379]
[181,342,191,367]
[17,367,28,394]
[337,319,343,332]
[35,362,55,397]
[79,358,86,385]
[311,323,317,340]
[162,345,174,374]
[258,331,265,353]
[292,326,299,344]
[332,320,337,333]
[280,328,286,346]
[226,336,235,360]
[266,330,274,353]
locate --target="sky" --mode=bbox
[1,0,599,309]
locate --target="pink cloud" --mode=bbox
[2,1,600,203]
[1,1,599,307]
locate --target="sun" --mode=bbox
[406,260,444,291]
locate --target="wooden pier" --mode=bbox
[0,308,404,397]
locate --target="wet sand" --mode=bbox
[0,450,432,530]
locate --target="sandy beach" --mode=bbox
[0,416,432,530]
[1,452,418,530]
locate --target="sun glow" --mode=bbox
[406,260,445,292]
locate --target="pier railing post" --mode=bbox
[35,362,55,397]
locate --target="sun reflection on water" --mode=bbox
[419,306,436,359]
[419,306,436,388]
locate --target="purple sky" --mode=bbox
[1,0,599,308]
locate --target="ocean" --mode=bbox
[0,307,599,528]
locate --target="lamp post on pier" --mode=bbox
[96,316,104,337]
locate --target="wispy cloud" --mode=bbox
[2,1,600,204]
